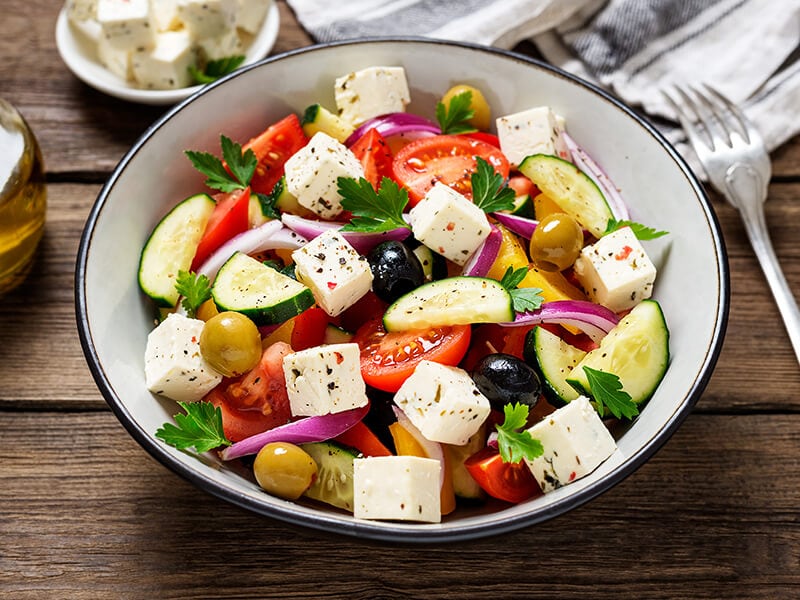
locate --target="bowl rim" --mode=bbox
[75,36,730,543]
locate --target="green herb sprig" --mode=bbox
[495,403,544,463]
[189,55,246,85]
[185,135,256,193]
[155,401,232,453]
[471,157,515,213]
[498,266,544,314]
[435,90,477,135]
[338,176,411,233]
[174,270,212,318]
[604,218,668,240]
[581,366,639,419]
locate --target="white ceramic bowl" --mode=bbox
[76,39,729,542]
[55,3,280,105]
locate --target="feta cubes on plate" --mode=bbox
[497,106,570,167]
[524,396,617,493]
[144,313,222,403]
[573,226,657,313]
[334,66,411,126]
[354,456,441,523]
[394,361,491,445]
[282,342,369,417]
[177,0,238,40]
[132,30,196,90]
[97,0,154,52]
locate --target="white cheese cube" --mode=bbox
[66,0,97,22]
[408,182,491,266]
[573,226,657,312]
[334,66,411,126]
[282,343,368,417]
[394,361,491,445]
[197,27,243,60]
[177,0,237,40]
[496,106,570,168]
[353,456,441,523]
[237,0,271,34]
[97,34,132,81]
[291,230,373,317]
[144,313,223,403]
[524,396,617,493]
[151,0,181,31]
[132,30,196,90]
[97,0,155,51]
[283,132,365,219]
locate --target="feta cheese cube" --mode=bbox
[353,456,441,523]
[177,0,237,40]
[132,30,196,90]
[66,0,97,22]
[151,0,181,32]
[291,230,373,317]
[237,0,271,34]
[408,183,491,266]
[97,34,132,81]
[282,343,368,417]
[144,313,223,403]
[197,27,243,60]
[524,396,617,493]
[334,66,411,126]
[496,106,570,167]
[97,0,155,52]
[573,226,657,312]
[394,361,491,445]
[283,132,365,219]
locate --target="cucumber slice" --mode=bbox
[301,103,355,143]
[524,326,587,406]
[138,193,215,307]
[510,193,534,218]
[412,245,448,282]
[566,300,669,405]
[323,324,353,344]
[211,252,315,326]
[269,176,315,219]
[301,441,358,512]
[383,276,514,331]
[518,154,613,238]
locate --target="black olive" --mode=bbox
[367,241,425,303]
[471,353,542,410]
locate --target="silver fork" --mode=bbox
[663,84,800,365]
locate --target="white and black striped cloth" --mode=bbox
[286,0,800,169]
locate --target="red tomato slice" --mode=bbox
[353,319,471,392]
[464,131,501,148]
[339,291,388,334]
[464,447,541,504]
[392,134,510,205]
[507,174,539,199]
[335,421,393,457]
[205,342,293,442]
[291,307,330,351]
[350,128,394,190]
[243,114,308,195]
[191,187,250,270]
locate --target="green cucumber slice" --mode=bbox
[211,252,315,326]
[523,326,587,406]
[301,441,358,512]
[301,103,354,143]
[518,154,613,238]
[138,193,215,307]
[412,244,448,282]
[566,300,669,405]
[382,276,514,331]
[323,324,354,344]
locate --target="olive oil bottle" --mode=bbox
[0,99,46,295]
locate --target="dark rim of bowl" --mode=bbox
[75,36,730,543]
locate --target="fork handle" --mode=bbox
[733,184,800,365]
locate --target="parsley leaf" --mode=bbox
[605,218,668,240]
[471,157,515,213]
[498,266,544,314]
[495,403,544,463]
[581,366,639,420]
[255,192,281,220]
[155,401,231,453]
[184,134,256,192]
[339,176,411,233]
[175,270,212,318]
[435,90,477,135]
[189,55,246,85]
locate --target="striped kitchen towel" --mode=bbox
[286,0,800,169]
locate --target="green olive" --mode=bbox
[441,84,491,131]
[199,311,262,377]
[253,442,318,500]
[529,213,584,272]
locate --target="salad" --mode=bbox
[140,65,669,523]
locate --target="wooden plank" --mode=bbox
[0,411,797,598]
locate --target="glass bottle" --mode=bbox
[0,99,46,295]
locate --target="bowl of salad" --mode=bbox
[75,38,729,542]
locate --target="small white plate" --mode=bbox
[55,3,280,105]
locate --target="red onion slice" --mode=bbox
[196,220,284,281]
[392,406,446,489]
[220,404,370,461]
[462,225,502,277]
[491,212,538,239]
[562,132,630,221]
[281,213,411,254]
[345,112,441,147]
[499,300,620,342]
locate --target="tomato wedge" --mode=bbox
[191,187,250,270]
[349,128,394,190]
[353,319,471,392]
[244,114,308,195]
[392,134,510,205]
[464,447,542,504]
[335,421,393,457]
[290,307,330,351]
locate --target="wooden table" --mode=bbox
[2,2,798,598]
